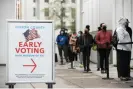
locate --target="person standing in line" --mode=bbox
[94,23,104,71]
[56,29,69,65]
[77,31,84,68]
[96,24,112,74]
[83,25,94,72]
[69,32,78,62]
[116,18,132,81]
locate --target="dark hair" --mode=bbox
[100,23,104,27]
[65,28,68,31]
[73,31,76,34]
[86,25,90,30]
[60,29,65,34]
[78,31,83,34]
[98,27,101,31]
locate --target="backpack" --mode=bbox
[112,30,118,49]
[92,35,97,51]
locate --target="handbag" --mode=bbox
[92,44,97,51]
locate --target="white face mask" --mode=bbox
[78,33,80,37]
[61,31,64,34]
[65,31,68,33]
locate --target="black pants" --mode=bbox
[68,46,72,61]
[72,52,77,61]
[58,45,68,62]
[69,48,77,62]
[99,48,111,70]
[83,47,91,71]
[117,49,131,78]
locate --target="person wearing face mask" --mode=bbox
[56,29,69,65]
[96,24,112,74]
[69,32,78,62]
[94,23,105,71]
[77,31,84,67]
[83,25,94,72]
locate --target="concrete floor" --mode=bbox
[0,64,133,88]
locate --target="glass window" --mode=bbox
[71,0,75,3]
[45,0,49,3]
[33,0,36,3]
[45,8,49,16]
[61,0,65,3]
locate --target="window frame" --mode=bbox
[71,0,75,3]
[44,8,49,17]
[45,0,49,3]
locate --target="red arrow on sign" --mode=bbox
[23,59,37,73]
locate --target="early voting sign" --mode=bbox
[6,20,55,83]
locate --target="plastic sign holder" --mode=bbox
[6,20,55,88]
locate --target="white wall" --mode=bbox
[79,0,113,63]
[0,0,16,64]
[99,0,113,30]
[92,0,99,31]
[80,0,113,32]
[76,0,81,32]
[112,0,133,66]
[76,0,133,64]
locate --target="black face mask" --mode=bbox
[102,26,107,31]
[85,31,88,34]
[125,23,129,28]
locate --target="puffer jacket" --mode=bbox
[116,18,132,51]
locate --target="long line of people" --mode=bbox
[56,17,132,81]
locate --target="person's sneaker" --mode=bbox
[80,64,83,68]
[126,77,132,81]
[88,69,91,71]
[97,68,100,71]
[120,77,128,81]
[84,69,87,71]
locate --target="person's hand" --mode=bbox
[105,42,110,46]
[99,42,104,45]
[60,38,64,41]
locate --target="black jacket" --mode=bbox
[126,27,132,41]
[78,35,84,52]
[64,33,69,45]
[83,33,94,48]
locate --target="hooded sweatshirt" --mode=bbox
[116,18,132,51]
[56,31,68,46]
